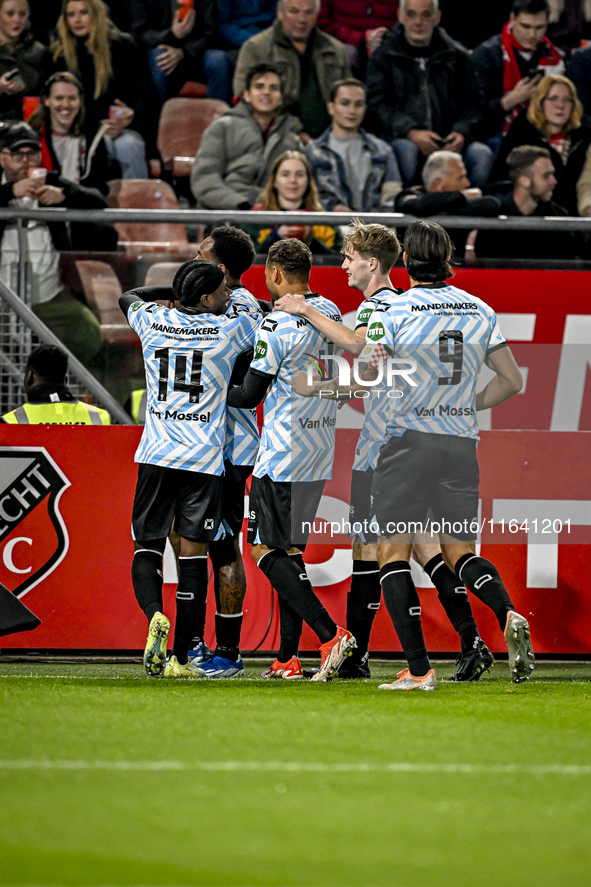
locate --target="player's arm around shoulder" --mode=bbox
[119,286,173,328]
[476,345,523,411]
[274,293,366,356]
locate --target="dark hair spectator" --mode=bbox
[0,0,51,121]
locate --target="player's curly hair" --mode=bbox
[403,220,453,283]
[172,259,225,306]
[209,226,255,279]
[342,218,401,274]
[267,238,312,282]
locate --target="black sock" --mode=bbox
[379,561,431,676]
[424,554,478,654]
[131,549,163,622]
[172,555,208,664]
[347,560,381,663]
[277,596,303,661]
[214,611,242,660]
[455,554,514,631]
[258,549,336,643]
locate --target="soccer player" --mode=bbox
[364,220,534,688]
[276,220,493,682]
[119,259,258,678]
[227,239,356,681]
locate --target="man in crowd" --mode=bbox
[277,220,494,682]
[233,0,351,139]
[474,145,579,258]
[362,220,534,688]
[472,0,565,153]
[305,79,402,213]
[1,344,110,425]
[0,122,110,368]
[191,63,302,210]
[366,0,493,188]
[227,239,356,681]
[119,260,259,679]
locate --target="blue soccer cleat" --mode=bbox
[199,653,245,679]
[187,638,210,665]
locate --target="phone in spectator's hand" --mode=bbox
[528,68,544,80]
[4,68,24,86]
[177,0,193,20]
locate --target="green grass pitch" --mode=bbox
[1,659,590,887]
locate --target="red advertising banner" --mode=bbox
[0,427,589,656]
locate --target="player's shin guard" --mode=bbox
[258,549,336,643]
[455,553,514,630]
[172,555,208,664]
[424,553,478,653]
[214,611,243,661]
[379,561,431,676]
[131,549,163,622]
[347,560,381,663]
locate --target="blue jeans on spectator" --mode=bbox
[148,48,233,103]
[105,129,148,179]
[392,138,494,189]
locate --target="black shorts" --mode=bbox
[371,430,480,541]
[349,468,379,543]
[132,463,224,543]
[247,474,326,551]
[222,460,252,536]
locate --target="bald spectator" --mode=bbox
[472,0,565,154]
[233,0,351,138]
[366,0,493,189]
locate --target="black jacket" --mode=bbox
[475,193,578,259]
[0,171,115,252]
[128,0,215,62]
[366,24,484,143]
[495,112,591,215]
[0,28,51,120]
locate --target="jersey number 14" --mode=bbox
[154,347,204,403]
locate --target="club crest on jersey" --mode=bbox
[255,340,268,358]
[0,448,71,598]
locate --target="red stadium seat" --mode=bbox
[107,179,197,256]
[179,81,208,98]
[157,97,229,177]
[144,261,183,286]
[75,260,137,345]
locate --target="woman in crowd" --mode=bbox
[29,71,116,193]
[50,0,158,178]
[497,74,591,215]
[0,0,50,120]
[247,150,341,254]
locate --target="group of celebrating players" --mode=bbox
[119,218,536,689]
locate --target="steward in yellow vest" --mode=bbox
[1,344,110,426]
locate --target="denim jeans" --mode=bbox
[105,129,148,179]
[392,138,494,189]
[148,47,233,104]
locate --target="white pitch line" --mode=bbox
[0,760,589,775]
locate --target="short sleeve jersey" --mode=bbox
[126,299,258,475]
[353,286,402,472]
[250,294,343,483]
[363,282,506,441]
[224,286,263,466]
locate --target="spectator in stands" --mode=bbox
[0,121,106,363]
[474,144,579,258]
[127,0,231,104]
[51,0,157,179]
[1,344,110,423]
[233,0,351,139]
[366,0,493,189]
[496,74,591,214]
[245,149,341,253]
[191,63,302,210]
[317,0,399,75]
[472,0,565,155]
[216,0,278,100]
[567,42,591,129]
[305,78,402,212]
[547,0,591,53]
[0,0,50,120]
[29,71,117,195]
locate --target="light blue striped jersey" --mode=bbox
[352,286,402,471]
[250,294,343,482]
[126,299,258,474]
[224,286,262,466]
[363,282,506,440]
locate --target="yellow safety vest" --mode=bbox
[130,389,147,425]
[2,401,111,425]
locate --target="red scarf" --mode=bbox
[501,20,563,131]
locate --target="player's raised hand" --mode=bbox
[292,370,318,397]
[274,292,308,315]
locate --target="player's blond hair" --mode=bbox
[342,218,401,274]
